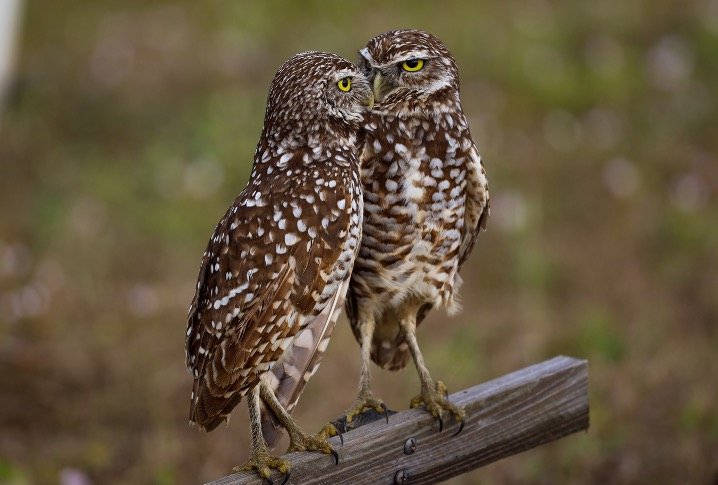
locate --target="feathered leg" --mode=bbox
[401,315,465,433]
[340,316,388,427]
[259,379,339,465]
[233,385,290,484]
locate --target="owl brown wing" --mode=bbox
[185,174,353,431]
[458,143,490,268]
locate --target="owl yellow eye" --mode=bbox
[401,59,425,72]
[337,77,352,92]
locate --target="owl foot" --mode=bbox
[233,445,290,485]
[287,428,339,466]
[410,380,465,435]
[344,391,389,428]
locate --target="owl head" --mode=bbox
[261,51,373,148]
[359,30,459,104]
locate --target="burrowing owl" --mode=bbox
[342,30,490,431]
[185,51,372,481]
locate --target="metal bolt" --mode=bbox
[403,437,417,455]
[394,469,409,484]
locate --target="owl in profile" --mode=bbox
[342,30,490,432]
[185,51,372,482]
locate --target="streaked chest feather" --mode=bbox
[353,109,472,304]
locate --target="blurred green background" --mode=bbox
[1,0,717,483]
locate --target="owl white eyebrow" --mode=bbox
[334,69,356,79]
[396,51,431,62]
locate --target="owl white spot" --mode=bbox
[297,219,307,232]
[285,233,298,246]
[292,206,302,218]
[385,179,398,192]
[276,243,287,254]
[266,166,273,175]
[321,217,329,229]
[198,346,206,355]
[279,153,292,165]
[265,254,273,265]
[308,226,318,238]
[213,300,221,310]
[278,219,287,230]
[337,199,346,210]
[257,226,265,236]
[438,180,450,191]
[328,180,337,188]
[244,292,254,303]
[373,139,382,151]
[395,143,408,154]
[423,176,437,187]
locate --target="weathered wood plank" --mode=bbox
[207,356,589,485]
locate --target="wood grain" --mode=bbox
[207,356,589,485]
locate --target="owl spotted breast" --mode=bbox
[340,30,489,430]
[185,51,372,480]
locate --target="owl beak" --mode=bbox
[372,72,384,103]
[367,92,375,109]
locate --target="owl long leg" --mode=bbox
[259,379,339,465]
[233,385,290,484]
[339,317,389,429]
[401,315,466,434]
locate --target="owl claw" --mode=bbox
[453,417,466,436]
[410,380,466,435]
[380,402,390,423]
[279,471,290,485]
[287,428,338,466]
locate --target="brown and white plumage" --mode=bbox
[185,51,371,477]
[342,29,489,427]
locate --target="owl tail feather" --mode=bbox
[260,281,348,448]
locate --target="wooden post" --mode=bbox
[208,356,589,485]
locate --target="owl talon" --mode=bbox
[380,402,390,423]
[410,381,466,435]
[233,446,289,484]
[279,471,290,485]
[453,417,466,436]
[287,428,338,466]
[344,391,387,425]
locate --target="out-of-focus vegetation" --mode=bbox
[1,1,717,483]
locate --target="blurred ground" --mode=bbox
[1,1,717,484]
